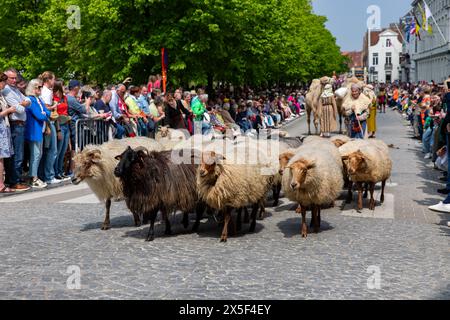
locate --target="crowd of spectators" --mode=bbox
[0,69,308,193]
[375,77,450,214]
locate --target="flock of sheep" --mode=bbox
[72,128,392,242]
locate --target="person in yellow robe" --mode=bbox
[364,84,377,138]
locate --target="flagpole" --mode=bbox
[394,23,406,44]
[423,0,447,43]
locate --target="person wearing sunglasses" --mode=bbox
[24,79,50,189]
[1,68,31,192]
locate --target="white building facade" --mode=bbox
[411,0,450,83]
[367,29,403,83]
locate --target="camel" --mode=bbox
[306,79,322,135]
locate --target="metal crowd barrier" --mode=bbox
[74,118,112,153]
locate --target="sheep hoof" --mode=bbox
[101,224,110,231]
[146,236,154,242]
[380,196,385,203]
[301,232,308,238]
[273,200,279,207]
[220,237,228,243]
[369,200,376,211]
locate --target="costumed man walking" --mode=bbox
[318,84,337,137]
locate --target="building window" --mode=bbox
[373,53,379,65]
[386,52,392,65]
[386,39,392,47]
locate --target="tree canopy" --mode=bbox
[0,0,348,87]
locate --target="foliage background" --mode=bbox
[0,0,349,88]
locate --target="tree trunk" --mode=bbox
[207,73,214,99]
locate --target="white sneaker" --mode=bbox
[428,202,450,213]
[424,153,432,159]
[31,179,47,189]
[47,178,62,185]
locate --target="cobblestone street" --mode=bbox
[0,110,449,300]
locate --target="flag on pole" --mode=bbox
[412,13,422,40]
[423,1,433,34]
[161,48,168,94]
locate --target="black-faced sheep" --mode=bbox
[114,146,204,241]
[72,137,162,230]
[282,144,343,238]
[197,150,273,242]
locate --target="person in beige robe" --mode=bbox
[318,84,337,137]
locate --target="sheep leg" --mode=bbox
[220,209,232,242]
[346,180,353,204]
[380,180,386,203]
[273,183,281,207]
[301,207,308,238]
[161,208,172,235]
[142,211,150,225]
[229,212,237,236]
[339,114,343,134]
[132,212,141,227]
[243,207,250,223]
[258,200,265,220]
[182,212,189,229]
[192,202,205,232]
[318,207,322,228]
[357,182,364,211]
[249,203,259,232]
[363,183,369,199]
[312,206,320,233]
[307,109,312,135]
[369,183,376,211]
[236,208,243,232]
[145,209,159,242]
[101,198,112,230]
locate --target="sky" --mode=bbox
[312,0,412,52]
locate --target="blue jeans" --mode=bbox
[29,141,43,178]
[114,123,125,139]
[55,123,69,177]
[350,121,367,139]
[7,124,25,185]
[422,127,433,154]
[237,120,251,134]
[39,122,58,182]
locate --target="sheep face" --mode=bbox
[342,150,368,175]
[332,139,346,148]
[159,126,170,138]
[287,159,316,191]
[279,152,295,175]
[114,146,147,178]
[72,149,103,184]
[199,151,223,178]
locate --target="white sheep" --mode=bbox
[197,144,273,242]
[282,144,344,238]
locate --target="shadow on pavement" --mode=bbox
[276,217,334,238]
[80,215,137,232]
[121,212,265,241]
